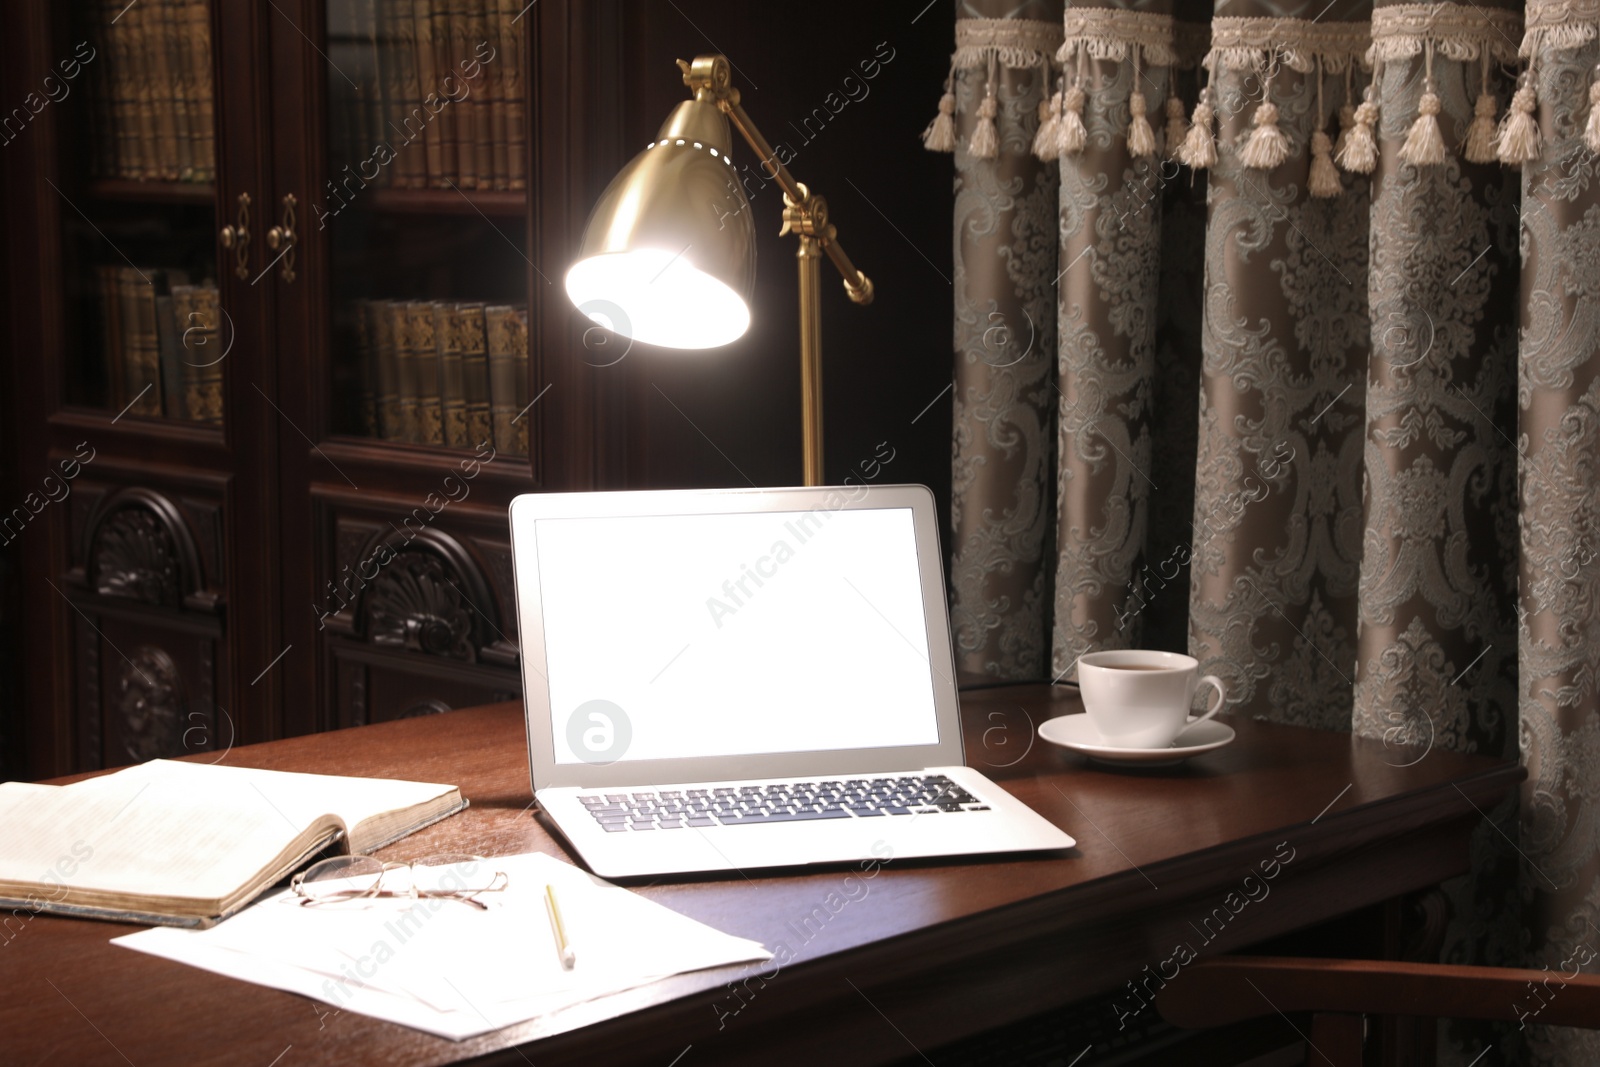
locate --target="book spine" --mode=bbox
[189,0,215,181]
[464,0,490,189]
[148,0,180,179]
[499,0,526,190]
[410,303,445,446]
[393,0,426,189]
[437,303,469,448]
[391,301,420,443]
[156,291,184,420]
[457,302,493,451]
[486,0,508,190]
[191,285,224,424]
[485,303,527,455]
[130,0,159,180]
[361,0,387,186]
[511,304,529,456]
[412,0,443,188]
[164,0,195,181]
[106,0,136,179]
[444,0,473,187]
[434,0,461,189]
[371,301,402,441]
[123,268,163,416]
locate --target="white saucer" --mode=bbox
[1037,714,1236,765]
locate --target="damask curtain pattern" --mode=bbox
[928,0,1600,1060]
[944,1,1064,685]
[1185,1,1373,730]
[1514,0,1600,1061]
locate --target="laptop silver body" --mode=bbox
[509,484,1074,879]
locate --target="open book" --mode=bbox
[0,760,465,928]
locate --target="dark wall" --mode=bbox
[602,1,956,520]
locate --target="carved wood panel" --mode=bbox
[63,484,227,771]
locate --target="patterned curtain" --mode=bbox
[929,0,1600,1060]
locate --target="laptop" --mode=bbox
[508,483,1075,879]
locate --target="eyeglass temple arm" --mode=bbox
[678,55,875,307]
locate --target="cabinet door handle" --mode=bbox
[266,194,298,283]
[219,192,251,279]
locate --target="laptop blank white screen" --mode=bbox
[534,506,940,765]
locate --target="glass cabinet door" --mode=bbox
[59,0,225,427]
[322,0,531,457]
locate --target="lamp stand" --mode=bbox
[680,56,874,486]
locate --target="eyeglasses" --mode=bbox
[290,853,509,911]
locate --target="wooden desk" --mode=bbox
[1,684,1521,1066]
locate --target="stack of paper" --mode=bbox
[113,852,771,1040]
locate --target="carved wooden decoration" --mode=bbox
[84,489,208,610]
[351,526,515,665]
[94,509,181,606]
[367,552,478,660]
[119,645,184,762]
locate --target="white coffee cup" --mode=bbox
[1076,650,1227,748]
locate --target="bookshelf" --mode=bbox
[2,0,633,779]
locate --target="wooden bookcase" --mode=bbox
[0,0,960,782]
[1,0,636,778]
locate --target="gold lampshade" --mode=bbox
[565,97,757,349]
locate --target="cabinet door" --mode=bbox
[7,0,282,776]
[266,0,568,735]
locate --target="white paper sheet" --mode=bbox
[113,852,770,1041]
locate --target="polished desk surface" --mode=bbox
[3,685,1521,1066]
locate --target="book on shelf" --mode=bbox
[486,303,529,457]
[93,267,221,423]
[436,302,469,448]
[90,0,214,183]
[350,298,521,453]
[0,758,465,928]
[458,303,494,451]
[325,0,527,193]
[175,283,225,424]
[370,301,403,441]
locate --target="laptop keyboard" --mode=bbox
[578,774,989,832]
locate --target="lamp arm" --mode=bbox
[721,98,873,303]
[682,55,874,306]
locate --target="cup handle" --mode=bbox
[1192,675,1228,724]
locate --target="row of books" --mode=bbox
[94,266,224,424]
[328,0,528,191]
[352,300,529,456]
[90,0,215,183]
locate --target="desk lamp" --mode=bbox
[565,54,874,486]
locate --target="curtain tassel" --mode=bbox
[1127,90,1158,157]
[970,91,1000,159]
[1585,70,1600,154]
[1497,78,1541,164]
[922,79,957,153]
[1464,92,1499,163]
[1338,91,1379,174]
[1239,100,1290,170]
[1463,55,1499,164]
[1179,88,1217,169]
[1308,59,1341,196]
[1334,103,1356,158]
[1400,80,1447,166]
[1309,131,1341,196]
[1033,83,1064,160]
[1165,93,1189,159]
[1125,47,1157,158]
[1060,82,1088,155]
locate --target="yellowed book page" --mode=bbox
[73,759,459,853]
[0,776,305,905]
